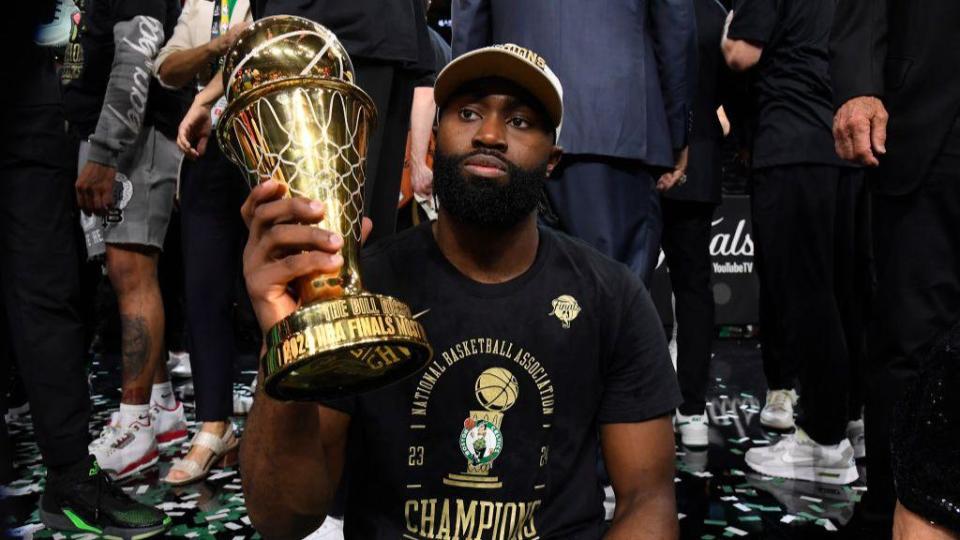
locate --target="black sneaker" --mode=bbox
[40,455,170,539]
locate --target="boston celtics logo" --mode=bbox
[459,418,503,466]
[444,367,518,489]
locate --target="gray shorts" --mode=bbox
[79,126,180,259]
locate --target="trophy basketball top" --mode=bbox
[221,15,356,103]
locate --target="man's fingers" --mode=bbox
[177,126,191,154]
[261,224,344,260]
[90,190,105,215]
[250,196,325,239]
[76,185,91,214]
[250,251,345,295]
[871,109,888,155]
[241,180,288,227]
[360,217,373,246]
[845,117,877,166]
[197,135,209,157]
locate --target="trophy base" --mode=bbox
[262,293,432,401]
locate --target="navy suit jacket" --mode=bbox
[452,0,695,169]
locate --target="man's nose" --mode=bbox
[472,114,508,152]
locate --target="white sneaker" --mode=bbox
[33,0,78,48]
[303,516,345,540]
[232,384,254,416]
[152,400,189,449]
[675,411,709,447]
[846,419,865,459]
[760,389,797,430]
[603,485,615,521]
[168,351,192,378]
[3,401,30,424]
[89,412,158,480]
[745,428,859,485]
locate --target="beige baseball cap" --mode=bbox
[434,43,564,138]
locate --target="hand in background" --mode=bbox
[656,146,689,192]
[833,96,888,167]
[76,161,116,215]
[207,21,251,57]
[177,99,213,159]
[410,160,433,198]
[241,180,372,332]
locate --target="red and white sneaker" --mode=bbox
[152,400,188,449]
[89,412,158,481]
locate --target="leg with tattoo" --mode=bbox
[105,245,167,406]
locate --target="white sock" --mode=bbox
[151,382,177,409]
[118,403,151,428]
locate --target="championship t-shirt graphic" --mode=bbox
[327,223,681,540]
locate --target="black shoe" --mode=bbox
[40,455,170,539]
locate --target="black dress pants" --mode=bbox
[751,164,863,445]
[0,104,89,468]
[661,198,716,415]
[354,61,417,244]
[866,115,960,522]
[180,136,251,422]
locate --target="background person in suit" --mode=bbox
[451,0,695,287]
[662,0,737,449]
[832,0,960,536]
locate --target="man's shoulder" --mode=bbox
[363,223,429,257]
[542,227,644,296]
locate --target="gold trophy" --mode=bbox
[217,16,432,401]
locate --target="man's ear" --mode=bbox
[545,145,563,177]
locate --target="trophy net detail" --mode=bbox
[229,84,369,246]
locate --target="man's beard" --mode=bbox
[432,148,548,229]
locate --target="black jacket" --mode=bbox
[831,0,960,195]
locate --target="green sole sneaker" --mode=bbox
[40,508,171,540]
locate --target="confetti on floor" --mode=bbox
[3,341,885,539]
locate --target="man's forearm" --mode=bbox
[192,73,225,108]
[158,44,215,89]
[88,16,164,167]
[409,87,436,167]
[241,389,334,539]
[606,490,679,539]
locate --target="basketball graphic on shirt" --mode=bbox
[474,367,519,412]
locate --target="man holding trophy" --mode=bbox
[213,16,682,539]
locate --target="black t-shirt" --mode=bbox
[61,0,191,140]
[251,0,434,77]
[327,223,681,539]
[727,0,848,168]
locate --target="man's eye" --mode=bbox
[509,117,530,128]
[459,109,479,120]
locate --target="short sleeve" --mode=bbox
[727,0,778,46]
[598,279,682,424]
[154,0,199,81]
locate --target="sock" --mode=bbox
[151,381,177,409]
[118,403,151,428]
